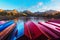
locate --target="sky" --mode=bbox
[0,0,60,12]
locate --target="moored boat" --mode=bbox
[0,20,15,32]
[24,21,47,40]
[0,20,16,40]
[48,19,60,23]
[0,21,5,25]
[38,22,60,40]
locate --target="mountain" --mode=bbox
[44,10,60,14]
[23,10,33,14]
[34,10,60,15]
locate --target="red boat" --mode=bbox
[24,21,47,40]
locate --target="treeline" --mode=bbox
[0,9,60,18]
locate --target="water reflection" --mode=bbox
[16,20,24,39]
[19,17,48,23]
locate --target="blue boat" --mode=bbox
[0,20,15,32]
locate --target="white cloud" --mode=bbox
[38,2,43,6]
[31,2,43,8]
[28,2,43,12]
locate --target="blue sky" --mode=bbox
[0,0,60,12]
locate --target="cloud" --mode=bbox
[28,2,43,12]
[38,2,43,6]
[31,2,43,8]
[49,0,60,11]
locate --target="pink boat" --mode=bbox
[0,21,5,25]
[38,22,60,40]
[48,19,60,23]
[46,22,60,27]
